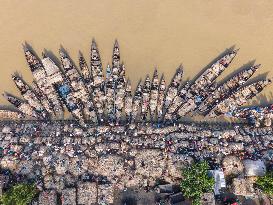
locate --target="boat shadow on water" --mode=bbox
[42,49,62,69]
[191,45,236,83]
[218,60,256,85]
[247,91,273,107]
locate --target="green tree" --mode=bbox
[180,161,214,205]
[0,183,38,205]
[256,171,273,196]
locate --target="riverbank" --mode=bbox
[0,121,272,204]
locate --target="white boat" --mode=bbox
[41,53,65,118]
[232,104,273,127]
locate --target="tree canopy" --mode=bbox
[256,171,273,196]
[180,161,214,205]
[0,183,38,205]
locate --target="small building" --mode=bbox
[209,170,226,195]
[158,184,180,194]
[169,192,185,205]
[243,159,266,177]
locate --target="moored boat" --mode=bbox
[41,53,64,119]
[198,64,260,113]
[157,75,166,121]
[124,79,133,123]
[175,49,238,118]
[31,80,54,116]
[59,49,97,123]
[131,81,142,123]
[23,45,55,117]
[112,40,121,81]
[149,69,159,121]
[3,92,40,119]
[232,104,273,127]
[207,78,273,118]
[164,82,190,121]
[90,39,105,123]
[79,52,93,93]
[12,74,49,119]
[105,64,115,123]
[140,75,151,121]
[115,64,126,124]
[54,82,85,125]
[164,66,183,109]
[190,49,238,96]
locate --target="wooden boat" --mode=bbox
[131,82,142,123]
[3,92,40,119]
[207,78,272,118]
[12,74,49,119]
[124,79,133,122]
[115,64,126,124]
[90,40,105,122]
[176,49,238,118]
[79,52,93,93]
[157,75,166,121]
[164,66,183,109]
[149,69,159,121]
[140,75,151,121]
[105,65,115,123]
[198,64,260,113]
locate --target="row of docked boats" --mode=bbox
[3,41,273,127]
[232,104,273,127]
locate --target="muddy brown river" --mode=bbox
[0,0,272,106]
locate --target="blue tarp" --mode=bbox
[57,84,71,98]
[225,112,233,117]
[195,96,202,103]
[255,107,262,113]
[67,102,77,111]
[56,84,78,111]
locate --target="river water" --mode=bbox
[0,0,272,106]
